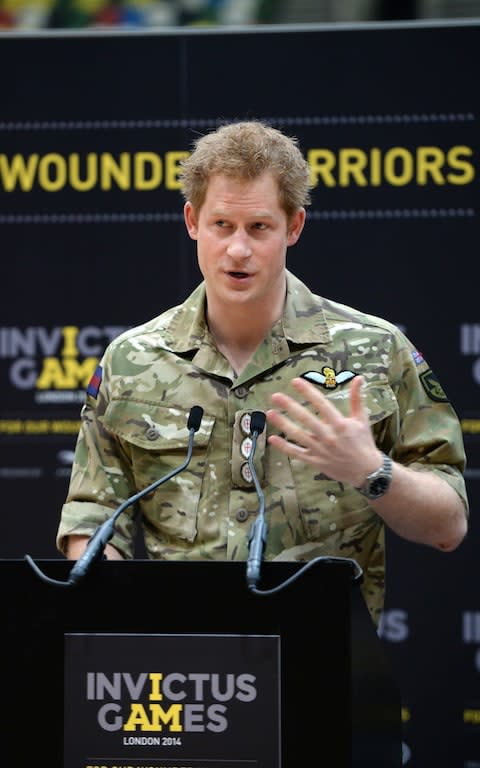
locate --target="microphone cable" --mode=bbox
[244,411,363,594]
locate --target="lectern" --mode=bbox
[1,558,401,767]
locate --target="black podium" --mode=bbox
[1,558,401,767]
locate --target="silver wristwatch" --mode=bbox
[356,453,393,500]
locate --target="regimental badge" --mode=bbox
[419,369,449,402]
[301,367,356,389]
[240,436,253,459]
[240,413,252,435]
[240,462,253,483]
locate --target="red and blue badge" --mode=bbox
[86,364,102,398]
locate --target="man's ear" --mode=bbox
[287,207,306,246]
[184,201,199,240]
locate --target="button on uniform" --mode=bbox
[235,508,249,523]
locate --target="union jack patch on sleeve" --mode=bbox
[86,364,103,398]
[412,349,425,366]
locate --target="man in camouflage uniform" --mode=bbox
[57,121,468,626]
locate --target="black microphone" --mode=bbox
[246,410,267,590]
[25,405,204,587]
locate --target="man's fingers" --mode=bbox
[266,405,316,447]
[290,377,345,426]
[348,375,366,419]
[267,375,367,446]
[269,391,323,435]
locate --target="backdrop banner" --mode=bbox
[0,20,479,767]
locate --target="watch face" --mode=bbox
[371,476,389,497]
[357,454,392,498]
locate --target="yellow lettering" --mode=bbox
[69,153,98,191]
[50,420,81,433]
[101,152,130,190]
[0,146,474,193]
[149,673,163,700]
[61,325,79,357]
[123,703,154,731]
[38,153,67,192]
[149,703,182,731]
[339,148,368,187]
[464,708,480,724]
[36,358,70,389]
[384,147,414,186]
[165,151,189,190]
[36,357,97,389]
[417,146,445,185]
[123,703,182,732]
[462,419,480,434]
[307,149,336,188]
[0,420,23,434]
[63,357,98,387]
[25,420,50,433]
[0,153,39,191]
[135,152,162,190]
[447,145,475,184]
[370,147,382,186]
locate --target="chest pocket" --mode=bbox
[288,380,399,540]
[103,399,215,543]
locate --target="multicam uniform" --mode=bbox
[56,271,467,624]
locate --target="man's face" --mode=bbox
[183,172,305,311]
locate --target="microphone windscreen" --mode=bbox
[187,405,204,432]
[250,410,266,435]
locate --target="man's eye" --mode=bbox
[253,222,267,230]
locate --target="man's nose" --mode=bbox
[227,230,252,259]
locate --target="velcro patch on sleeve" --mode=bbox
[419,369,449,403]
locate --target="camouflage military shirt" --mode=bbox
[56,271,468,625]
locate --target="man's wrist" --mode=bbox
[355,453,393,500]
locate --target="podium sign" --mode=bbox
[64,633,281,768]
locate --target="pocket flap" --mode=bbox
[103,398,215,449]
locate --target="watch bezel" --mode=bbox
[356,454,393,500]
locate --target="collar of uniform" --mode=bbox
[158,271,331,354]
[282,270,331,345]
[160,282,209,354]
